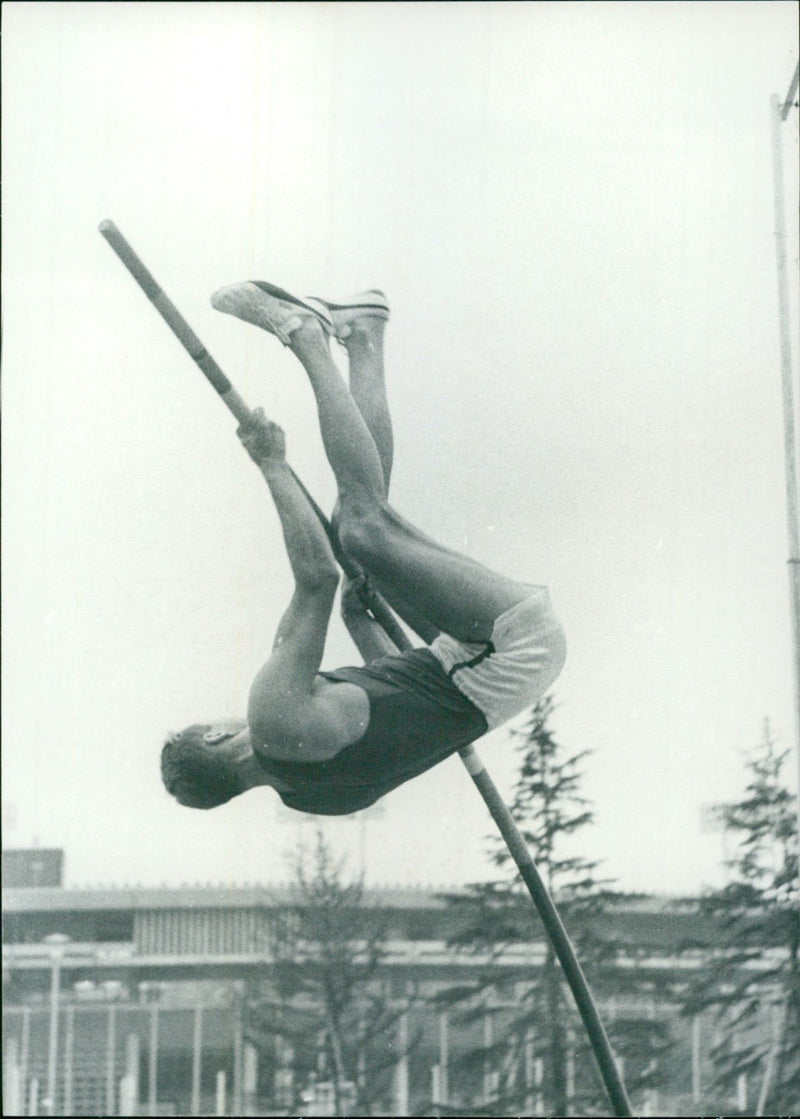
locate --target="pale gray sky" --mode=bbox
[3,1,798,894]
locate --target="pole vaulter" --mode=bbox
[99,220,633,1117]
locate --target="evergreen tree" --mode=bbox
[680,720,799,1114]
[442,696,672,1115]
[244,830,412,1115]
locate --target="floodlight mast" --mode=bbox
[770,60,800,857]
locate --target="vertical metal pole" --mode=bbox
[438,1012,449,1104]
[125,1031,140,1117]
[119,1074,137,1117]
[770,88,800,852]
[20,1007,31,1115]
[534,1057,544,1114]
[737,1071,748,1112]
[483,1006,494,1105]
[359,816,367,882]
[566,1022,576,1106]
[28,1076,39,1117]
[3,1037,22,1116]
[105,1002,117,1115]
[46,955,62,1116]
[395,1007,409,1116]
[191,1003,203,1116]
[691,1014,702,1102]
[232,996,243,1117]
[524,1028,534,1114]
[243,1043,258,1116]
[148,1002,159,1117]
[215,1070,226,1116]
[63,1005,74,1117]
[756,997,785,1116]
[356,1014,366,1096]
[431,1064,441,1114]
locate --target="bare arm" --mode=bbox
[262,460,339,596]
[238,412,363,757]
[244,413,339,591]
[340,574,402,661]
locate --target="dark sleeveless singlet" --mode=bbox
[259,648,488,815]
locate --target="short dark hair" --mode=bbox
[160,725,241,809]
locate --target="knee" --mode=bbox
[338,497,390,565]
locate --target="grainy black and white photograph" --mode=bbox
[3,2,799,1115]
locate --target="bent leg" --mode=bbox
[338,502,532,645]
[286,316,529,645]
[337,318,441,641]
[289,322,528,645]
[342,318,394,490]
[369,576,441,644]
[291,322,388,504]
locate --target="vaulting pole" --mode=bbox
[769,65,800,858]
[100,220,632,1116]
[99,220,252,425]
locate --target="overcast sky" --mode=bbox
[3,1,798,896]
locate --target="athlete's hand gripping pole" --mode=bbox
[98,220,409,651]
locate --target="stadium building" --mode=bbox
[1,847,775,1116]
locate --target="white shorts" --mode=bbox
[427,588,567,731]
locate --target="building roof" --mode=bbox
[2,880,697,914]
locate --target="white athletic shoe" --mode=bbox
[311,290,390,342]
[210,281,333,346]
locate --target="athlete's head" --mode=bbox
[160,720,249,809]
